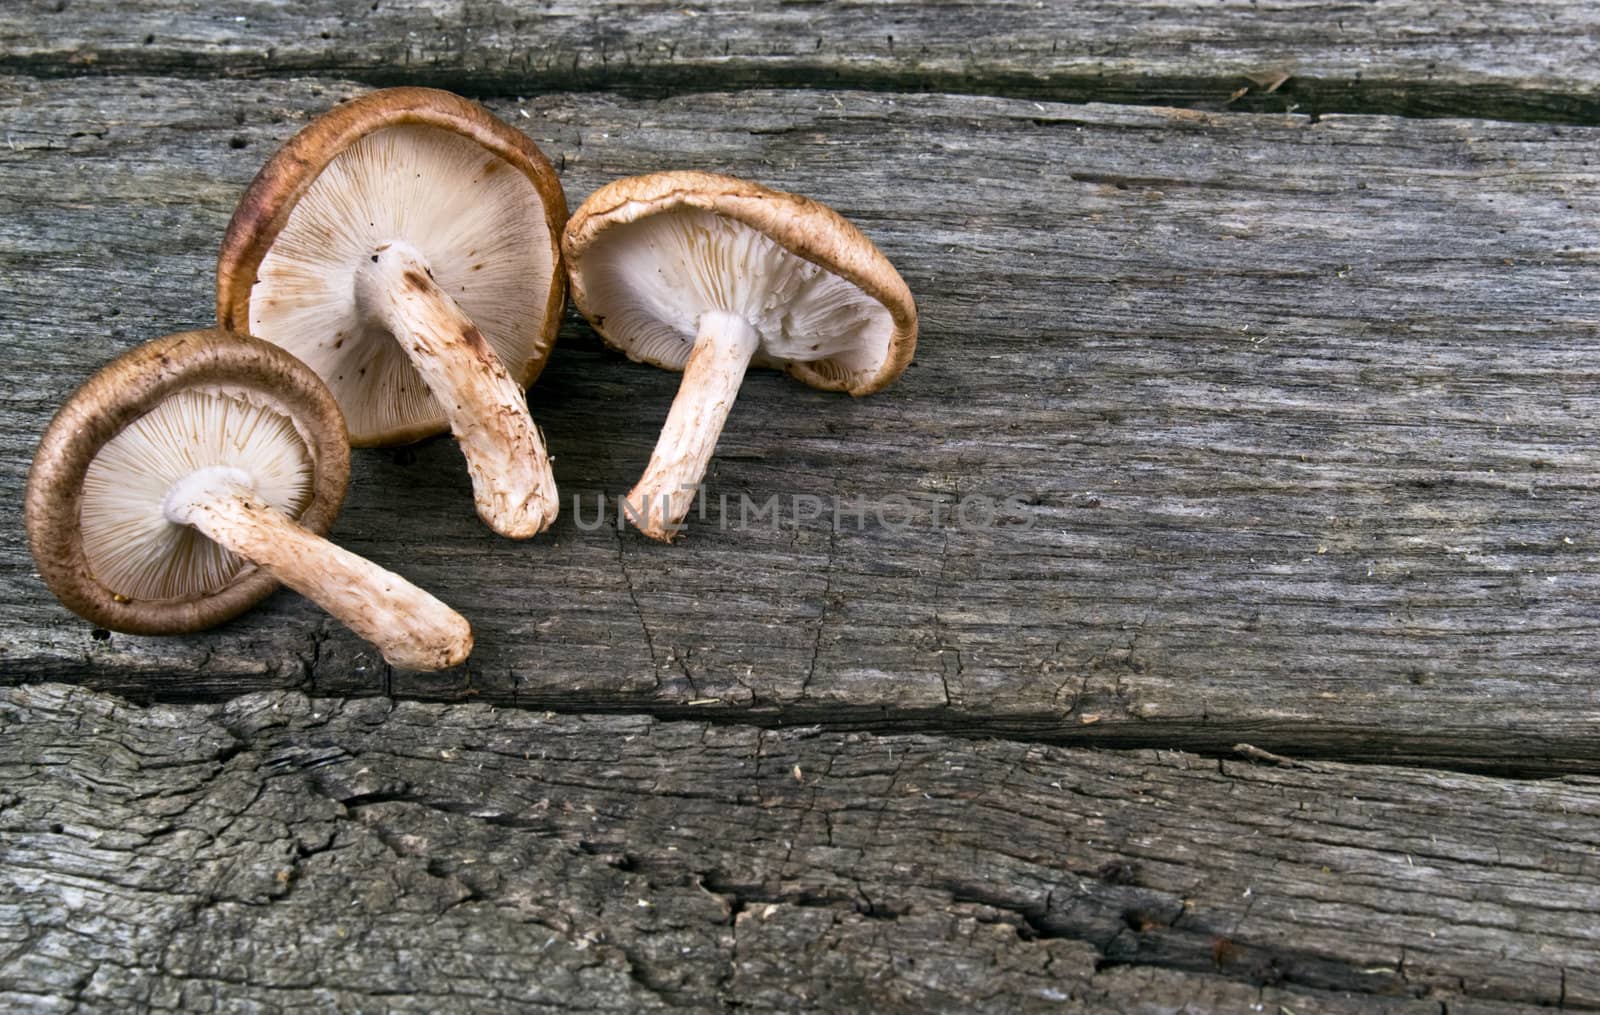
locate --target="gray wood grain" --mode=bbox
[2,75,1599,773]
[4,683,1594,1011]
[2,1,1598,122]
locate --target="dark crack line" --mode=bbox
[2,58,1598,126]
[614,529,662,692]
[800,526,838,702]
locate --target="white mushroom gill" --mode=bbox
[250,124,552,441]
[583,208,894,541]
[580,208,894,384]
[81,389,312,600]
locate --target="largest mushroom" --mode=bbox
[25,329,472,672]
[562,171,918,541]
[217,87,567,539]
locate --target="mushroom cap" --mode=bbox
[562,171,917,396]
[25,329,349,635]
[216,86,568,446]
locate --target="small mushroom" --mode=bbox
[217,87,567,539]
[25,329,472,671]
[562,171,918,541]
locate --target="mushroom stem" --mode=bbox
[163,466,473,671]
[626,311,760,542]
[355,241,558,539]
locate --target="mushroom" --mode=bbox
[217,87,567,539]
[25,329,472,672]
[562,171,918,541]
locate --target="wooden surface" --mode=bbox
[4,74,1598,773]
[2,1,1597,121]
[5,683,1598,1011]
[1,2,1598,1009]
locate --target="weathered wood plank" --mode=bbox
[2,1,1598,121]
[2,75,1598,771]
[1,684,1593,1010]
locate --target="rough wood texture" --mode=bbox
[3,75,1598,774]
[2,1,1598,122]
[5,4,1599,1005]
[3,683,1595,1011]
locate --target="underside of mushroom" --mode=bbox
[235,119,563,538]
[576,207,898,541]
[83,386,472,670]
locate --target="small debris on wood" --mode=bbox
[1233,743,1318,769]
[1247,65,1295,93]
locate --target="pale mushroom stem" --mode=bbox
[626,311,761,542]
[163,466,473,671]
[355,241,558,539]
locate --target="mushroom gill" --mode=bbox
[579,207,895,384]
[81,389,313,601]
